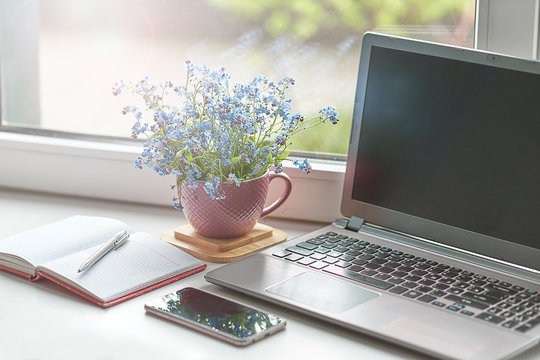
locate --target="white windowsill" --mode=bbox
[0,131,345,223]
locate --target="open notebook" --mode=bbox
[0,216,206,307]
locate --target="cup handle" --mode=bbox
[260,172,292,219]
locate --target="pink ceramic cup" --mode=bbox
[180,171,292,239]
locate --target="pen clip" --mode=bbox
[112,230,129,249]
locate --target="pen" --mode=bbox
[77,230,130,273]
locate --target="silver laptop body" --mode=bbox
[205,32,540,360]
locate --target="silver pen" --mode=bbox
[77,230,130,273]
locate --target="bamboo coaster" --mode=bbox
[161,223,287,263]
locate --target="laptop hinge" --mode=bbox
[345,216,365,232]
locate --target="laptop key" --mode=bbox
[334,246,350,253]
[362,269,378,276]
[321,242,337,249]
[352,259,369,266]
[323,265,394,290]
[469,286,484,293]
[502,320,519,329]
[314,247,331,254]
[485,283,518,295]
[403,282,418,289]
[273,250,292,258]
[346,250,362,257]
[340,254,356,262]
[430,290,447,297]
[405,275,422,282]
[392,271,408,278]
[335,260,351,268]
[445,294,490,310]
[398,265,415,272]
[310,253,326,260]
[296,242,319,251]
[389,286,408,294]
[348,265,364,272]
[365,263,381,270]
[462,292,500,305]
[404,290,421,298]
[500,311,515,318]
[378,266,395,274]
[476,313,505,324]
[417,294,437,303]
[471,279,487,286]
[307,238,325,245]
[326,250,344,258]
[402,260,417,266]
[515,319,539,333]
[286,246,314,257]
[285,254,304,262]
[434,283,450,290]
[323,257,339,264]
[309,261,328,270]
[297,258,316,266]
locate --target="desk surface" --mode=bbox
[1,188,538,360]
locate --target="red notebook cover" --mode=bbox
[0,263,207,307]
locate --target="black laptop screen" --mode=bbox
[353,46,540,250]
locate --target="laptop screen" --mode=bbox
[342,33,540,271]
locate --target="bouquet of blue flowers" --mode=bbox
[113,61,338,204]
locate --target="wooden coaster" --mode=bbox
[173,223,274,252]
[161,223,287,263]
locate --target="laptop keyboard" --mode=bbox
[272,231,539,333]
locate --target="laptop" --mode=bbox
[205,32,540,360]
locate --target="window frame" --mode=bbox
[1,0,538,222]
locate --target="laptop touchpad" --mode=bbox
[266,272,380,314]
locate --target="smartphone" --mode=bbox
[144,287,286,346]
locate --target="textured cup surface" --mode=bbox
[180,172,291,239]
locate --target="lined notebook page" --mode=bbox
[0,216,130,266]
[39,232,203,302]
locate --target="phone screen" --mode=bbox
[145,287,285,342]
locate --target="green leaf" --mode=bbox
[230,156,242,165]
[278,150,290,161]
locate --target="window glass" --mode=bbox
[3,0,475,155]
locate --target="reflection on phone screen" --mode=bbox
[146,287,283,339]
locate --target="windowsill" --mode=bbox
[0,131,346,222]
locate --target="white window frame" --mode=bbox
[1,0,538,222]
